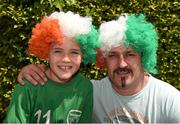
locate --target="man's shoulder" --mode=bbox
[91,76,112,90]
[91,76,109,84]
[149,75,180,96]
[150,76,177,89]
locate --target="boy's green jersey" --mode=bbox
[4,73,93,123]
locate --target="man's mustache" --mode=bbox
[113,67,131,74]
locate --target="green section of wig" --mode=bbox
[75,25,100,65]
[125,14,158,74]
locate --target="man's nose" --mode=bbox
[119,56,127,68]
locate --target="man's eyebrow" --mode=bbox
[108,51,117,54]
[126,49,136,53]
[126,50,133,53]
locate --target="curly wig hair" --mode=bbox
[28,17,63,59]
[97,14,158,74]
[28,11,100,65]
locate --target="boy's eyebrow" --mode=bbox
[53,48,81,52]
[53,47,63,50]
[71,49,81,51]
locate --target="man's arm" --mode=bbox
[17,64,47,85]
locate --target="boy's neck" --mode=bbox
[45,68,71,84]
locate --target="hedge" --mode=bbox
[0,0,179,121]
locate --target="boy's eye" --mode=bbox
[71,51,79,54]
[70,51,81,57]
[54,50,62,53]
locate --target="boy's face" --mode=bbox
[47,37,82,83]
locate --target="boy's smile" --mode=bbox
[46,37,82,83]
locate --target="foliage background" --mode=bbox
[0,0,179,121]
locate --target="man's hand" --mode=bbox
[17,64,47,85]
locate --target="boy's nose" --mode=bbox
[62,54,71,62]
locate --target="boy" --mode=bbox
[4,11,99,123]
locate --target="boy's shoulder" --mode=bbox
[77,73,90,81]
[16,79,42,90]
[23,79,39,87]
[73,73,92,86]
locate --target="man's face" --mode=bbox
[105,45,145,91]
[47,37,82,83]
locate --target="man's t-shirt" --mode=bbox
[92,75,180,123]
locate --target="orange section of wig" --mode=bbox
[28,17,64,59]
[96,48,106,68]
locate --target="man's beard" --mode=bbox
[121,76,126,88]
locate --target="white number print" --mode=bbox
[67,109,82,124]
[34,109,51,124]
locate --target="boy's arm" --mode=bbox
[17,64,47,85]
[4,84,31,123]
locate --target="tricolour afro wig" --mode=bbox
[97,14,158,74]
[28,11,100,65]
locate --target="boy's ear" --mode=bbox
[46,51,51,61]
[96,48,106,68]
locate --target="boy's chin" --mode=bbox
[58,74,73,81]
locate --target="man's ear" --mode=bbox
[45,54,50,62]
[96,48,106,68]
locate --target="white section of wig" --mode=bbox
[49,11,92,37]
[99,14,128,56]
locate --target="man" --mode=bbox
[17,13,180,123]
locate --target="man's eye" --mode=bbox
[128,53,135,56]
[108,54,116,58]
[126,53,136,57]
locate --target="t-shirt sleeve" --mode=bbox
[4,83,32,123]
[165,88,180,123]
[79,82,93,123]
